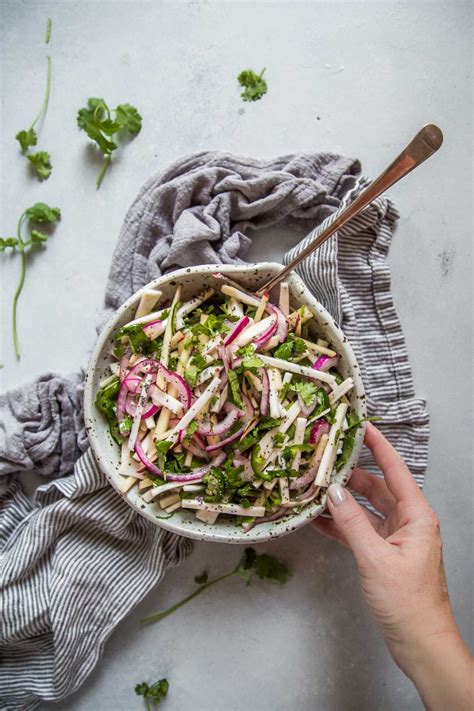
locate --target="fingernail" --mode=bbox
[328,483,347,506]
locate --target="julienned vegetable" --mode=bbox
[95,280,361,531]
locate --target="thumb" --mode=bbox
[326,483,385,564]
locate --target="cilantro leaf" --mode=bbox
[26,151,52,180]
[15,37,52,180]
[227,370,244,408]
[238,68,268,102]
[254,554,292,584]
[184,365,198,387]
[290,381,318,407]
[0,237,19,252]
[15,127,37,154]
[77,96,142,188]
[115,103,142,133]
[242,355,263,371]
[236,344,257,358]
[194,571,209,584]
[30,230,49,245]
[95,376,121,444]
[274,333,307,361]
[141,547,291,626]
[2,203,61,358]
[25,202,61,223]
[135,678,169,708]
[234,547,257,584]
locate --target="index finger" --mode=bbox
[364,423,424,503]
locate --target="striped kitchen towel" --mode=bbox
[0,151,429,709]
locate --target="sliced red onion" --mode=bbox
[313,354,339,372]
[134,443,225,483]
[117,383,129,427]
[253,314,278,348]
[158,364,192,410]
[257,367,270,416]
[125,393,159,419]
[217,344,230,373]
[128,374,153,451]
[181,439,210,461]
[242,506,289,532]
[309,418,330,445]
[267,304,288,344]
[223,315,250,346]
[197,402,243,437]
[123,359,160,391]
[143,319,164,340]
[118,360,158,424]
[123,376,141,394]
[205,421,250,452]
[241,393,254,422]
[193,432,207,449]
[297,482,320,502]
[231,357,243,369]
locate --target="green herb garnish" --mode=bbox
[95,376,121,444]
[15,20,53,179]
[238,68,268,102]
[135,678,169,709]
[77,97,142,188]
[274,333,307,361]
[227,369,244,409]
[289,380,318,407]
[140,547,291,625]
[1,203,61,357]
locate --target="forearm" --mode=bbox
[394,623,473,710]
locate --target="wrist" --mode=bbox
[388,603,457,676]
[393,617,473,710]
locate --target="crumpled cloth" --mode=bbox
[0,151,429,710]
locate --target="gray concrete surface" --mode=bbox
[1,1,472,710]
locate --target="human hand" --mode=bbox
[313,423,473,710]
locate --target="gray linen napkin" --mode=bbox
[0,151,429,710]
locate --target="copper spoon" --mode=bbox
[256,124,443,296]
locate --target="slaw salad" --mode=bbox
[95,278,363,531]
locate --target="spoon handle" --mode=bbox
[256,124,443,296]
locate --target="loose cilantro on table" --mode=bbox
[77,97,142,188]
[15,19,53,179]
[238,68,268,102]
[1,203,61,358]
[135,678,169,709]
[140,547,291,626]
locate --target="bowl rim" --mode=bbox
[84,262,367,544]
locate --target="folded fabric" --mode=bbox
[0,151,429,710]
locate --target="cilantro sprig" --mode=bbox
[77,97,142,188]
[238,68,268,102]
[135,678,169,709]
[140,547,291,626]
[1,203,61,358]
[15,19,53,180]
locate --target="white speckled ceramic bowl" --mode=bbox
[84,263,366,543]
